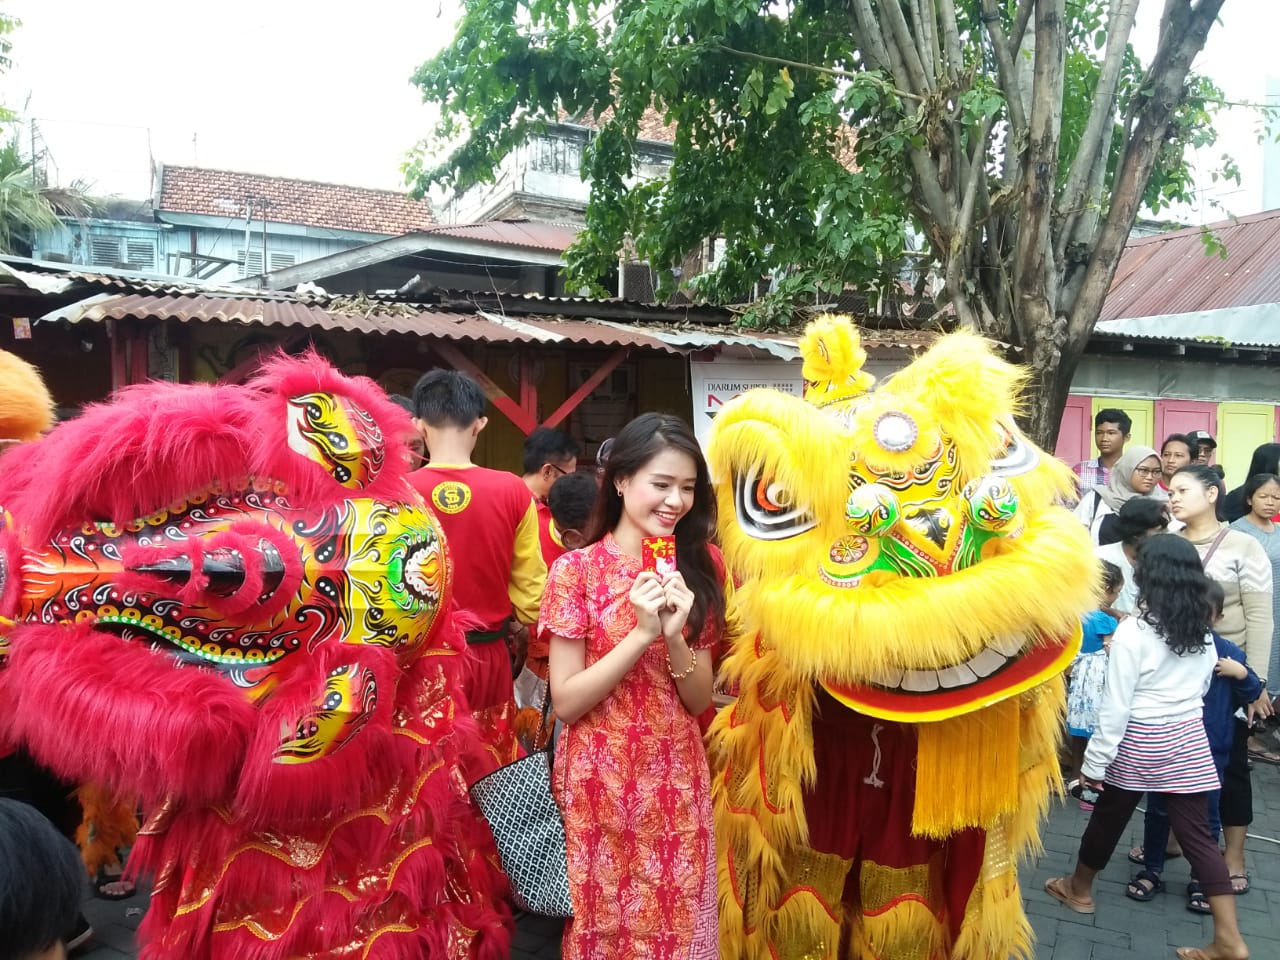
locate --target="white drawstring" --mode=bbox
[863,723,886,788]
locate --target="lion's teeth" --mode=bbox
[967,647,1008,678]
[900,669,940,692]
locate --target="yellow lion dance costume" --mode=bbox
[707,316,1097,960]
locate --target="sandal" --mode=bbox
[1126,845,1182,866]
[1246,738,1280,765]
[94,866,136,901]
[1125,869,1164,902]
[1044,876,1095,915]
[1186,880,1211,914]
[1230,872,1250,895]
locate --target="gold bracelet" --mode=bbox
[666,641,697,681]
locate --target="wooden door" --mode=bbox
[1055,395,1093,466]
[1217,402,1279,488]
[1092,397,1154,450]
[1154,399,1217,449]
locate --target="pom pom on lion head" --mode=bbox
[707,314,1096,724]
[0,349,55,445]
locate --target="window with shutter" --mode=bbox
[125,238,156,271]
[269,252,296,270]
[89,236,123,266]
[237,249,265,276]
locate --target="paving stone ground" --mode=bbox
[80,762,1280,959]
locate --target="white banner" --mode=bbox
[689,359,804,449]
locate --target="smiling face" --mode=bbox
[617,447,698,539]
[1161,440,1192,480]
[1130,456,1163,494]
[1167,472,1217,522]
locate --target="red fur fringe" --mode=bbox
[0,355,511,958]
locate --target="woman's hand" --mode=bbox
[659,571,694,641]
[1248,688,1275,725]
[1081,775,1106,794]
[629,572,666,643]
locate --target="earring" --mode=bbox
[615,487,622,497]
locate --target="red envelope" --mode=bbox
[641,536,677,575]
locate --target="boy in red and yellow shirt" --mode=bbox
[408,370,546,765]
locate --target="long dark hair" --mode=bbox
[1244,443,1280,479]
[1133,534,1213,656]
[588,413,723,640]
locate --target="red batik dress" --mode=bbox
[540,534,720,960]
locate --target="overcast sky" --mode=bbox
[4,1,1277,222]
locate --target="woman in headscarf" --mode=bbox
[1074,445,1162,546]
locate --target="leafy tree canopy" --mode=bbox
[411,1,1229,444]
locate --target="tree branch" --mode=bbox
[874,0,934,94]
[1066,0,1226,350]
[980,0,1028,136]
[1054,0,1139,267]
[934,0,965,83]
[1012,0,1035,50]
[1012,0,1066,314]
[910,0,936,87]
[847,0,894,75]
[713,44,923,101]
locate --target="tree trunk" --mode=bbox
[1020,323,1078,451]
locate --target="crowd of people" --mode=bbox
[1049,407,1278,959]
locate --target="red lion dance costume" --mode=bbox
[0,355,510,959]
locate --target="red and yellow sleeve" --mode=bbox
[508,499,548,624]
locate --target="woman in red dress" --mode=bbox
[541,413,726,960]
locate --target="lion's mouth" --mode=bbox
[820,629,1080,723]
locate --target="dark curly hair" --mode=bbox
[1133,534,1213,656]
[587,412,723,641]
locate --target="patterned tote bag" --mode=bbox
[469,694,574,917]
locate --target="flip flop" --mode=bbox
[1044,876,1095,915]
[94,867,137,901]
[1246,743,1280,765]
[1126,845,1182,866]
[1230,872,1250,895]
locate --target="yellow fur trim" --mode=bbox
[913,702,1020,837]
[0,349,55,443]
[799,314,875,404]
[734,510,1095,684]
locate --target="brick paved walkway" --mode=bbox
[80,763,1280,959]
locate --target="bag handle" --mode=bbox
[1201,526,1230,568]
[535,682,558,758]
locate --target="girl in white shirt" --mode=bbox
[1044,535,1248,960]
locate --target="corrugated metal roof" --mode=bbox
[1094,304,1280,348]
[424,220,579,252]
[1103,209,1280,321]
[42,292,684,352]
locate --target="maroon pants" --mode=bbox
[1078,784,1233,897]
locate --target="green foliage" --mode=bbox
[409,0,1223,323]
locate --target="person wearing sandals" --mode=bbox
[1126,581,1263,914]
[1044,535,1249,960]
[1171,464,1275,896]
[1065,562,1124,810]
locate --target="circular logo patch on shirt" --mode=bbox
[431,481,472,515]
